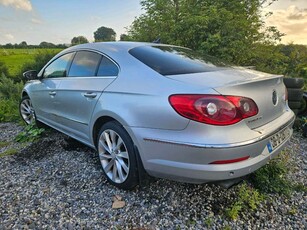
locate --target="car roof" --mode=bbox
[61,41,171,58]
[53,41,176,67]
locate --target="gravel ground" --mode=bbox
[0,122,306,229]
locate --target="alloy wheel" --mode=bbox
[98,129,130,183]
[20,98,35,125]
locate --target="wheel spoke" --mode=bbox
[117,151,128,159]
[116,160,124,181]
[117,158,129,174]
[112,160,117,181]
[21,104,30,113]
[103,159,114,173]
[116,136,123,150]
[99,152,112,159]
[104,132,113,152]
[25,114,32,120]
[109,130,116,149]
[99,140,111,154]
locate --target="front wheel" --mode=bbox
[19,95,36,125]
[97,121,139,190]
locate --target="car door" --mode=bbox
[55,50,119,143]
[31,52,75,127]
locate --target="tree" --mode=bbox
[127,0,283,64]
[39,41,56,48]
[18,41,28,48]
[94,26,116,42]
[71,36,89,45]
[120,34,132,41]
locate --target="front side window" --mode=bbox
[43,52,74,78]
[68,51,101,77]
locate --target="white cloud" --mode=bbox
[0,0,32,11]
[265,5,307,44]
[31,18,42,24]
[4,33,14,40]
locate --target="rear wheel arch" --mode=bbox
[93,116,117,148]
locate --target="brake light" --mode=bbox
[169,94,258,125]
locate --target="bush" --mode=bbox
[225,182,264,220]
[15,123,45,143]
[0,98,20,122]
[0,61,9,77]
[249,150,293,196]
[0,74,24,122]
[17,51,58,82]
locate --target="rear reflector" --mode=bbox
[210,156,250,164]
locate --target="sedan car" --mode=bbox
[20,42,295,190]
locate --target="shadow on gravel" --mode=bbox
[14,130,94,162]
[15,138,61,161]
[61,136,93,152]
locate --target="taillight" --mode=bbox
[169,94,258,125]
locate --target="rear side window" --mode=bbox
[129,46,224,76]
[97,57,119,76]
[43,52,74,78]
[68,51,101,77]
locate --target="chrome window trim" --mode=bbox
[41,48,120,79]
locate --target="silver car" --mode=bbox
[20,42,295,189]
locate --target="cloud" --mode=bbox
[0,0,32,11]
[4,33,14,41]
[31,18,42,24]
[265,5,307,44]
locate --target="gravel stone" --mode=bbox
[0,122,306,229]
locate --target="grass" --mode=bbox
[0,141,10,148]
[0,148,18,157]
[225,182,264,220]
[15,123,45,143]
[0,48,62,77]
[249,149,294,196]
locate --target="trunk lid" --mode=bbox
[166,67,287,129]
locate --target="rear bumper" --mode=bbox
[129,110,295,183]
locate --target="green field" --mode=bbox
[0,48,62,77]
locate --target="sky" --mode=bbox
[0,0,306,45]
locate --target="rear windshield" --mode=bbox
[129,45,226,76]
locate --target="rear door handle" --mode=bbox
[49,91,56,96]
[83,92,97,98]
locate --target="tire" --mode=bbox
[288,101,302,110]
[97,121,139,190]
[303,124,307,138]
[292,109,299,116]
[19,95,46,128]
[288,88,304,101]
[283,78,304,89]
[298,98,307,116]
[19,95,36,125]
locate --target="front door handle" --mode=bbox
[49,91,56,96]
[83,92,97,98]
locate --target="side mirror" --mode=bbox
[23,70,38,80]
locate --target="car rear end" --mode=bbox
[127,44,295,183]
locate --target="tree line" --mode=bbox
[122,0,306,81]
[1,0,306,83]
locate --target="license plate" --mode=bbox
[267,127,291,153]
